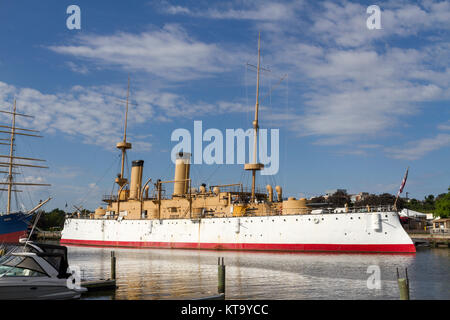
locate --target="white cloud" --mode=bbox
[0,81,250,151]
[39,0,450,159]
[48,24,239,81]
[23,176,45,184]
[438,121,450,131]
[161,0,303,21]
[385,134,450,160]
[310,0,450,48]
[268,30,449,146]
[66,61,89,75]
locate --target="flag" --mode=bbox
[397,167,409,197]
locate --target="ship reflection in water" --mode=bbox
[63,245,450,300]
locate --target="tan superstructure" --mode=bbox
[101,148,307,221]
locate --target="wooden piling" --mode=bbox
[111,251,116,280]
[397,267,410,300]
[218,257,225,295]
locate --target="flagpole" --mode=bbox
[393,194,400,211]
[393,166,409,211]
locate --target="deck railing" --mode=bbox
[67,204,399,220]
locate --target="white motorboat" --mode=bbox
[0,241,86,299]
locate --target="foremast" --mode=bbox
[115,77,132,188]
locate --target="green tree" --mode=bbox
[35,208,66,230]
[435,187,450,218]
[355,193,404,209]
[327,190,351,207]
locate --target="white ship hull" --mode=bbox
[61,211,416,253]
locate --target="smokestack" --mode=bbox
[144,185,149,199]
[129,160,144,200]
[275,185,282,202]
[266,185,273,202]
[173,152,191,196]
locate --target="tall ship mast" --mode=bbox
[0,99,51,243]
[61,35,416,253]
[244,32,264,203]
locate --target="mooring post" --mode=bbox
[397,267,410,300]
[218,257,225,295]
[111,251,116,280]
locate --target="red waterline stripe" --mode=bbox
[0,230,27,243]
[60,239,416,253]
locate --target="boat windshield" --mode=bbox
[0,255,48,277]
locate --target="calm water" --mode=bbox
[63,245,449,300]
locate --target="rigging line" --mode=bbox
[204,164,221,185]
[283,74,289,191]
[245,63,250,133]
[13,179,20,212]
[77,153,121,209]
[124,152,129,179]
[16,133,46,210]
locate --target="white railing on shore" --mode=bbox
[431,228,450,234]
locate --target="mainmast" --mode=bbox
[115,77,132,187]
[0,99,51,215]
[244,32,264,202]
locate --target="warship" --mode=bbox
[61,35,416,253]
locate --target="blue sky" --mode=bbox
[0,0,449,212]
